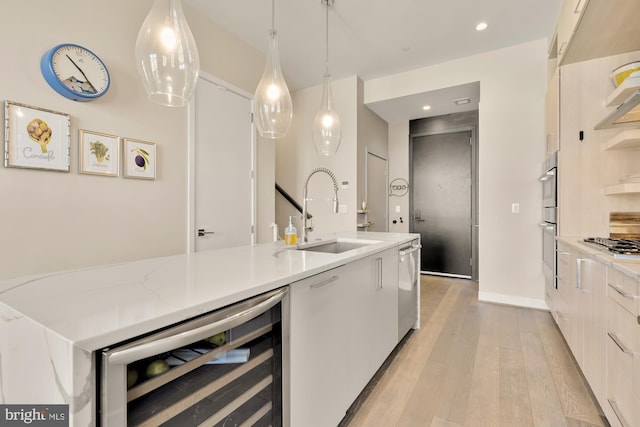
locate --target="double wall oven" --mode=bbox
[540,151,558,289]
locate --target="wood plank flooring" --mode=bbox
[341,276,608,427]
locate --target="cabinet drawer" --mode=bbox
[606,344,639,427]
[557,276,572,306]
[554,293,570,339]
[636,313,640,401]
[556,249,571,282]
[608,269,640,317]
[607,297,640,404]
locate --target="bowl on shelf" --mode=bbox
[610,61,640,87]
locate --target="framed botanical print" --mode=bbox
[123,138,156,180]
[4,101,71,172]
[79,129,119,176]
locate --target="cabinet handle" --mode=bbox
[104,287,287,365]
[608,399,630,427]
[377,258,383,290]
[558,41,567,56]
[608,332,634,355]
[576,258,586,290]
[574,0,584,14]
[310,275,339,289]
[608,283,639,300]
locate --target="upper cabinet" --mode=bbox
[557,0,640,66]
[545,69,560,156]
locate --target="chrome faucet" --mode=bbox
[302,167,339,243]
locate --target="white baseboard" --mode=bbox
[478,291,549,311]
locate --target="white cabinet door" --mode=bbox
[343,248,399,403]
[289,266,349,427]
[578,256,606,406]
[376,248,399,365]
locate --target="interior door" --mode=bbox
[366,151,388,232]
[411,131,471,277]
[192,76,254,252]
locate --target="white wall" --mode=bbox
[0,0,269,279]
[276,76,359,239]
[357,78,389,212]
[367,40,547,308]
[388,122,410,232]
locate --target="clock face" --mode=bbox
[41,44,110,101]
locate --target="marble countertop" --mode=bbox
[557,236,640,280]
[0,231,418,352]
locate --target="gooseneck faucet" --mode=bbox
[302,167,339,243]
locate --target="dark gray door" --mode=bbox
[411,131,471,277]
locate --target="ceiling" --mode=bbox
[185,0,562,122]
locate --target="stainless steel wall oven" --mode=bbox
[98,287,288,427]
[540,152,558,289]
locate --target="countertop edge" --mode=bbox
[1,232,420,351]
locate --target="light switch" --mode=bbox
[511,203,520,214]
[395,205,401,213]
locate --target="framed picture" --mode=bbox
[79,130,120,176]
[4,101,71,172]
[123,138,156,180]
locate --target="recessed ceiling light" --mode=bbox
[422,105,431,111]
[454,97,471,105]
[476,22,488,31]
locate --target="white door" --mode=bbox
[189,75,255,252]
[366,151,388,232]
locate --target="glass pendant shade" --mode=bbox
[312,73,342,155]
[254,30,293,138]
[135,0,200,107]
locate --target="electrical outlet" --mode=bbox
[511,203,520,214]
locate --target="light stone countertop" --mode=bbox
[557,236,640,280]
[0,231,418,352]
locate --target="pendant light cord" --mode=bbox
[271,0,275,32]
[324,1,329,77]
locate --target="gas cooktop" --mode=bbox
[582,237,640,259]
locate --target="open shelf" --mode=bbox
[604,129,640,150]
[605,183,640,195]
[606,74,640,107]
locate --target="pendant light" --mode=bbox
[254,0,293,139]
[312,0,342,156]
[135,0,200,107]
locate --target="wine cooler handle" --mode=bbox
[105,287,288,365]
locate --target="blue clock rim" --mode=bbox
[40,43,110,102]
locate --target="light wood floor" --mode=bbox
[341,275,608,427]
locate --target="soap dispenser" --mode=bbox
[285,216,297,245]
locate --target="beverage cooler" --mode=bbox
[98,287,288,426]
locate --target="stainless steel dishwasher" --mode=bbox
[99,287,288,427]
[398,239,421,341]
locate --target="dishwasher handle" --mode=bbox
[105,287,288,365]
[399,243,422,257]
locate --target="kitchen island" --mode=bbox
[0,231,418,426]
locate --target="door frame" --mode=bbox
[186,71,257,254]
[409,125,478,280]
[365,148,389,232]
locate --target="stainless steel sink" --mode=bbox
[296,238,380,254]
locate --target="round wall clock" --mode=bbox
[40,43,110,102]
